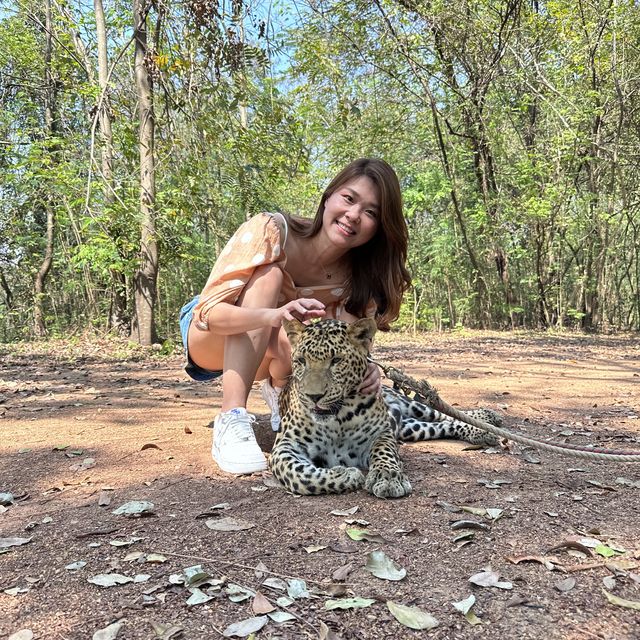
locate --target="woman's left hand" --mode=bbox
[359,361,382,395]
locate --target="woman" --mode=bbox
[179,158,411,474]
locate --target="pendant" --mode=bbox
[326,273,331,279]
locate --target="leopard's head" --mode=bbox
[283,318,376,417]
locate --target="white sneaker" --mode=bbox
[212,408,267,474]
[261,379,281,432]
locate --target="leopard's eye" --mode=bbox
[295,356,306,366]
[330,356,343,365]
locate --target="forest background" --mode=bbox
[1,0,639,346]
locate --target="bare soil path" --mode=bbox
[1,331,639,640]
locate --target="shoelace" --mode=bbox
[221,412,257,442]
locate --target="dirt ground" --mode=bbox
[1,331,639,640]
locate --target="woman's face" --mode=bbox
[322,176,380,250]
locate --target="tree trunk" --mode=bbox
[33,0,57,337]
[132,0,158,345]
[0,268,12,309]
[95,0,128,334]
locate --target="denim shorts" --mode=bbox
[179,295,223,382]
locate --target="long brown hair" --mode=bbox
[288,158,411,330]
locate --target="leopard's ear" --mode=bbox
[347,318,377,353]
[283,318,306,347]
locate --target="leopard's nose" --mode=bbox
[306,393,324,404]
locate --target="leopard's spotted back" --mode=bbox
[382,386,502,446]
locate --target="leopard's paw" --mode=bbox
[327,466,366,493]
[365,468,412,498]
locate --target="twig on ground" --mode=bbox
[154,549,328,585]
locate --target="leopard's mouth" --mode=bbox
[312,400,343,416]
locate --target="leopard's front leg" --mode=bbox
[365,429,412,498]
[270,439,365,495]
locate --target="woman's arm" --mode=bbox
[205,299,326,335]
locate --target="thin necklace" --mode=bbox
[319,263,333,279]
[309,238,341,279]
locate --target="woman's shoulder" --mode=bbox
[239,211,312,250]
[233,212,288,245]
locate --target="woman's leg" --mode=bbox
[255,326,292,433]
[187,263,290,409]
[187,264,291,473]
[255,325,292,389]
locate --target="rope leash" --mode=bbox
[370,357,640,463]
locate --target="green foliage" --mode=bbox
[0,0,639,340]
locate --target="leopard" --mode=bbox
[268,318,504,499]
[269,317,412,499]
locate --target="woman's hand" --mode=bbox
[359,360,382,395]
[270,298,326,327]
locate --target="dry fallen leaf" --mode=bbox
[251,591,276,614]
[186,587,214,606]
[330,506,359,516]
[345,528,386,543]
[222,615,268,637]
[149,621,184,639]
[506,555,559,571]
[469,569,513,590]
[205,517,255,532]
[387,601,439,630]
[324,597,375,610]
[267,611,296,623]
[332,563,355,581]
[92,621,124,640]
[304,544,327,554]
[364,550,406,581]
[262,577,287,591]
[602,589,640,611]
[555,577,576,592]
[70,457,95,471]
[452,594,482,626]
[8,631,34,640]
[111,501,154,517]
[0,537,31,550]
[88,574,134,588]
[287,578,310,599]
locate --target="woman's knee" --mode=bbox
[247,262,284,290]
[238,263,284,308]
